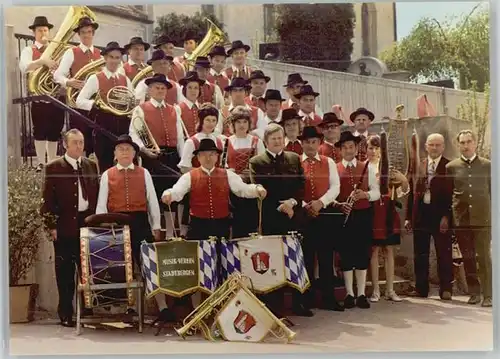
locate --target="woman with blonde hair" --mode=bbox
[366,135,409,302]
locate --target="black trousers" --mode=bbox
[230,195,258,239]
[186,217,231,241]
[93,110,130,173]
[121,211,153,268]
[302,211,340,306]
[140,147,180,212]
[31,100,65,141]
[339,207,373,271]
[69,109,94,155]
[53,211,91,320]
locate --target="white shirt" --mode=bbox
[209,68,228,79]
[64,154,89,212]
[134,77,185,105]
[129,98,185,156]
[227,103,267,140]
[19,41,45,74]
[53,43,101,87]
[225,134,266,170]
[354,130,369,138]
[461,154,477,163]
[178,132,222,169]
[227,65,252,78]
[285,137,301,147]
[286,99,323,117]
[264,111,282,124]
[298,110,318,124]
[428,155,442,171]
[96,163,161,230]
[164,166,262,203]
[301,153,340,208]
[341,158,380,202]
[182,80,224,109]
[76,67,134,111]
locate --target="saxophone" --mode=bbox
[27,6,97,96]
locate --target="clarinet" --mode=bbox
[221,136,230,168]
[343,162,370,227]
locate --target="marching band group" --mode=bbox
[20,14,492,332]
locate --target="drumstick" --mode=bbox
[257,198,263,236]
[167,203,179,239]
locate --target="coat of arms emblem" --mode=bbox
[233,310,257,334]
[251,252,270,274]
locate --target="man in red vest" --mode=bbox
[121,36,150,80]
[318,112,343,163]
[333,131,380,309]
[54,16,101,157]
[281,108,303,155]
[96,134,167,318]
[75,41,134,173]
[193,56,224,108]
[299,126,343,311]
[19,16,64,171]
[350,107,376,162]
[162,138,267,240]
[153,34,185,81]
[129,74,185,238]
[263,89,285,124]
[244,70,270,112]
[296,85,323,127]
[224,40,253,80]
[207,45,230,96]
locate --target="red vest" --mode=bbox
[179,102,199,137]
[165,81,179,105]
[140,102,178,147]
[285,140,303,155]
[107,166,147,213]
[302,113,323,127]
[224,66,253,80]
[199,81,216,105]
[337,161,370,210]
[302,155,330,203]
[319,142,341,163]
[191,136,223,168]
[123,62,145,81]
[31,45,44,60]
[372,195,401,240]
[244,96,266,112]
[190,168,230,219]
[226,136,259,174]
[281,101,299,111]
[70,47,101,77]
[168,62,185,82]
[222,106,259,136]
[96,71,127,105]
[207,73,230,94]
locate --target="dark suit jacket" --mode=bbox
[406,156,452,229]
[249,150,305,235]
[41,156,99,239]
[446,156,491,227]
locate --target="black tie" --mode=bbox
[77,161,88,201]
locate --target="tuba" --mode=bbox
[94,85,138,117]
[175,273,296,343]
[184,18,229,72]
[27,6,97,96]
[66,57,105,108]
[387,104,410,198]
[131,65,154,88]
[130,111,160,153]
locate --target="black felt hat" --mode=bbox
[263,89,286,102]
[124,36,150,51]
[295,85,319,99]
[298,126,324,141]
[147,49,173,65]
[349,107,375,122]
[29,16,53,30]
[319,112,344,127]
[283,73,308,87]
[145,74,172,89]
[208,45,228,58]
[194,56,211,69]
[224,77,251,92]
[248,70,270,83]
[227,40,250,55]
[280,108,303,124]
[115,134,139,153]
[334,131,362,148]
[179,71,205,87]
[193,138,222,155]
[102,41,126,56]
[153,34,175,49]
[73,17,99,33]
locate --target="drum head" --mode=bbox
[85,213,133,227]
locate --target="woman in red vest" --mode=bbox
[281,108,304,155]
[366,135,409,303]
[178,71,205,138]
[223,106,266,238]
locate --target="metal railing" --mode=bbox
[14,33,105,165]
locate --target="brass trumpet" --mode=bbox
[175,273,296,343]
[343,184,358,226]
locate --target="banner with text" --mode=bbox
[141,240,218,298]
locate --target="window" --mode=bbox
[263,4,277,42]
[201,5,215,16]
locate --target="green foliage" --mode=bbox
[275,4,355,72]
[8,160,52,286]
[457,81,490,158]
[153,11,226,47]
[380,7,489,91]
